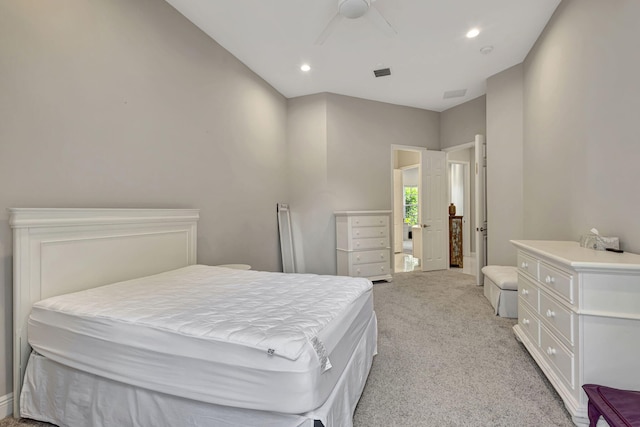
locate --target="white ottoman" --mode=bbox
[482,265,518,318]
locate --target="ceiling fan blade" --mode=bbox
[368,5,397,37]
[315,13,343,45]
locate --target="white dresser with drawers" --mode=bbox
[335,211,392,282]
[511,240,640,427]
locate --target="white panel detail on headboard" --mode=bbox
[40,231,191,299]
[9,208,199,416]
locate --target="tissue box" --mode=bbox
[580,235,620,251]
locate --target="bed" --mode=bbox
[10,208,377,427]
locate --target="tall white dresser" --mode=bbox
[511,240,640,427]
[335,211,392,282]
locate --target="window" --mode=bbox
[404,185,418,226]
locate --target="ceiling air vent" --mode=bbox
[443,89,467,99]
[373,67,391,78]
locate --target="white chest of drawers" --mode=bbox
[335,211,392,282]
[511,240,640,427]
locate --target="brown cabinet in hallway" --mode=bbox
[449,216,463,267]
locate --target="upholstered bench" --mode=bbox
[482,265,518,318]
[583,384,640,427]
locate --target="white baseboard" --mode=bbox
[0,393,13,418]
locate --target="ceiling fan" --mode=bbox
[315,0,397,45]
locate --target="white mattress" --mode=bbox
[28,265,374,414]
[21,313,378,427]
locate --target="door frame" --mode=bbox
[474,134,487,285]
[442,141,474,259]
[390,144,425,264]
[443,140,483,277]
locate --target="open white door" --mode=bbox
[421,149,448,271]
[474,134,487,285]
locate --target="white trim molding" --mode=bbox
[0,393,13,418]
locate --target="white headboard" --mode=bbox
[9,208,199,415]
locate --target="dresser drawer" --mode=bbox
[518,252,538,279]
[518,300,540,346]
[539,262,574,304]
[352,226,387,239]
[540,292,574,347]
[540,325,575,391]
[351,216,388,227]
[352,237,389,250]
[518,274,539,310]
[351,262,390,278]
[351,250,389,265]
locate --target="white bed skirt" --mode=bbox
[20,313,378,427]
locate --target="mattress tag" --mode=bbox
[311,337,332,373]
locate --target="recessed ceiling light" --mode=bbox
[300,64,311,72]
[466,28,480,38]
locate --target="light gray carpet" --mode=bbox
[1,270,574,427]
[353,269,574,427]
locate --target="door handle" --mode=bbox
[477,227,487,232]
[422,224,430,228]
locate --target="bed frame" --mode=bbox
[10,208,199,416]
[11,208,376,426]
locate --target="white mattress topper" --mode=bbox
[32,265,373,362]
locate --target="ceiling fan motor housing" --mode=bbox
[339,0,371,19]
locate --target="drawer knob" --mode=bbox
[521,289,529,296]
[546,347,557,356]
[546,309,556,318]
[356,256,361,261]
[522,318,530,325]
[379,241,384,246]
[379,253,384,259]
[545,275,555,285]
[380,266,385,271]
[521,261,528,269]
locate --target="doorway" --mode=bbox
[392,148,421,272]
[443,134,486,281]
[391,146,448,273]
[445,144,474,275]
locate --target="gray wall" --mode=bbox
[288,93,440,275]
[440,95,486,149]
[486,64,524,265]
[486,0,640,262]
[523,0,640,253]
[286,94,330,274]
[0,0,287,400]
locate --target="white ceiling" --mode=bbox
[164,0,560,112]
